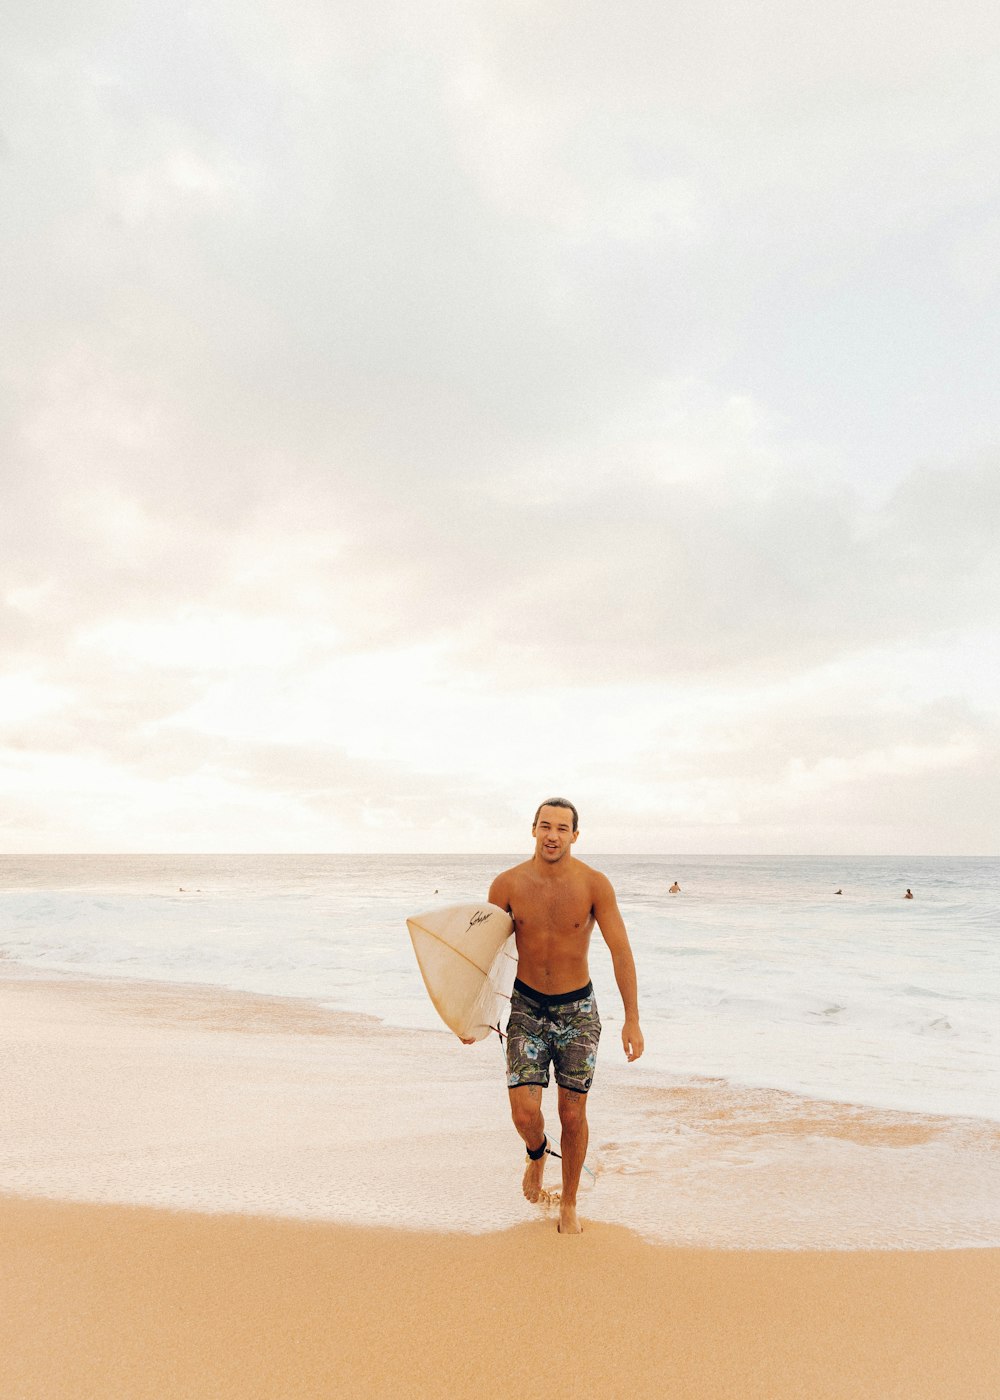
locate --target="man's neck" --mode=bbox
[532,852,574,879]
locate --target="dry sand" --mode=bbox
[2,1196,999,1400]
[3,972,999,1398]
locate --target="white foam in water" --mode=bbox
[1,978,998,1249]
[2,853,997,1120]
[2,853,999,1247]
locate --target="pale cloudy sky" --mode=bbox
[2,0,998,854]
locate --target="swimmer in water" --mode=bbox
[904,888,914,899]
[668,882,681,894]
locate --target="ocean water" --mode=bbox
[2,852,997,1124]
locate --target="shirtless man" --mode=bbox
[487,798,643,1234]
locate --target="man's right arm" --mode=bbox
[488,872,511,913]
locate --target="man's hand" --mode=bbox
[622,1018,644,1062]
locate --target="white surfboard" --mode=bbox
[406,903,517,1042]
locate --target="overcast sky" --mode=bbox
[2,0,998,854]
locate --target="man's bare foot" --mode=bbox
[557,1202,582,1234]
[522,1149,546,1203]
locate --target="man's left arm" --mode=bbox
[593,873,644,1062]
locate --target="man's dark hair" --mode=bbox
[533,797,579,832]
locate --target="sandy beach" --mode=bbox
[2,973,999,1398]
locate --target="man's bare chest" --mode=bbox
[511,881,594,935]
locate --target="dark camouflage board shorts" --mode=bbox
[505,983,602,1094]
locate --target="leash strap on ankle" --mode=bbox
[526,1135,563,1162]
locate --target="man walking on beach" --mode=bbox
[487,798,643,1234]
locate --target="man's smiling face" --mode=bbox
[532,805,579,864]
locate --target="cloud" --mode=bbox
[2,0,999,851]
[5,393,999,692]
[7,0,1000,499]
[319,446,1000,686]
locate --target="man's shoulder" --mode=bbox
[490,859,533,893]
[567,860,617,906]
[495,858,534,878]
[569,857,611,886]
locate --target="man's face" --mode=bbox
[532,805,578,863]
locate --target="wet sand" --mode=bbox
[3,972,998,1247]
[2,972,999,1397]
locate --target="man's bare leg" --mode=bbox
[556,1087,588,1234]
[509,1085,546,1202]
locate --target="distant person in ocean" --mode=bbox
[669,881,681,894]
[834,889,842,895]
[905,888,914,899]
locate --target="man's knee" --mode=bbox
[510,1089,543,1134]
[511,1102,538,1134]
[557,1091,588,1132]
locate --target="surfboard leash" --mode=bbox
[525,1136,596,1181]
